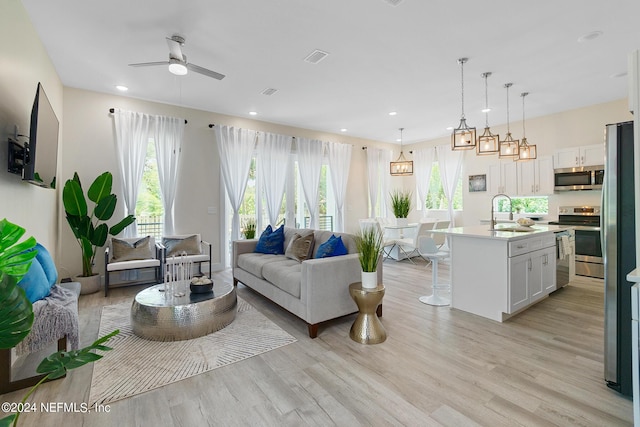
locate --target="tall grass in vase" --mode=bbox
[355,226,383,289]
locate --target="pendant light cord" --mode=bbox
[521,92,528,138]
[505,83,512,134]
[460,59,466,119]
[483,73,489,127]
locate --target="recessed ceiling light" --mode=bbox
[249,111,257,116]
[610,72,627,78]
[389,111,397,116]
[481,108,491,113]
[340,128,348,132]
[446,126,454,131]
[115,85,128,92]
[577,30,603,43]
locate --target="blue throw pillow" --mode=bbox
[17,257,52,303]
[34,243,57,286]
[254,224,285,254]
[316,235,348,258]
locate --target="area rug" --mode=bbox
[88,298,296,406]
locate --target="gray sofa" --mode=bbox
[233,227,383,338]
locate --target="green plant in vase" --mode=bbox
[390,190,412,224]
[242,218,257,239]
[355,226,383,289]
[63,172,135,293]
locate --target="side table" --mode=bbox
[348,282,386,344]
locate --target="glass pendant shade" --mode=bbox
[498,83,519,158]
[516,92,537,161]
[477,72,499,155]
[390,128,413,176]
[451,58,476,150]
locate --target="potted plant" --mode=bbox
[242,218,256,239]
[390,189,412,226]
[63,172,135,294]
[355,226,383,289]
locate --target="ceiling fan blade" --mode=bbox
[166,36,184,60]
[186,63,226,80]
[129,61,169,67]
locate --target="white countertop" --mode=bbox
[435,224,571,241]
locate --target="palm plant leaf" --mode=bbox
[87,172,112,204]
[94,194,117,221]
[109,215,136,236]
[0,272,34,349]
[62,178,87,216]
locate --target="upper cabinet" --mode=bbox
[553,144,604,169]
[488,161,518,195]
[518,156,554,196]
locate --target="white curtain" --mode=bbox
[297,137,325,229]
[366,147,382,218]
[214,126,256,241]
[113,109,153,237]
[436,145,464,227]
[257,132,292,227]
[327,142,352,232]
[154,115,185,235]
[414,147,436,217]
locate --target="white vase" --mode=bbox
[75,274,101,295]
[396,217,409,227]
[361,271,378,289]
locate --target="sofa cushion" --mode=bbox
[112,236,154,261]
[34,243,57,286]
[237,253,284,279]
[18,257,52,303]
[315,235,348,258]
[262,259,302,298]
[255,224,285,254]
[285,233,315,262]
[163,234,201,257]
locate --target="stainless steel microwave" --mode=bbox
[554,165,604,191]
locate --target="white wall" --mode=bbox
[0,1,62,261]
[406,98,633,226]
[61,87,392,276]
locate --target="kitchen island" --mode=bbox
[437,224,569,322]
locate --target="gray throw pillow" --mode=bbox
[285,233,315,262]
[111,236,154,261]
[163,235,201,257]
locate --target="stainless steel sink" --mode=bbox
[492,226,535,232]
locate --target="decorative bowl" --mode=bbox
[516,218,535,227]
[190,277,213,293]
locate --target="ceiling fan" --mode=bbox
[129,35,225,80]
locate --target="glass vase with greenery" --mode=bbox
[242,218,257,239]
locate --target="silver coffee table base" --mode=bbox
[131,281,237,341]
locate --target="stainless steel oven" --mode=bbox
[549,206,603,279]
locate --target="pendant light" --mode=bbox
[498,83,519,158]
[516,92,537,161]
[451,58,476,150]
[390,128,413,176]
[476,72,500,155]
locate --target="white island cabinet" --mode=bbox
[439,225,561,322]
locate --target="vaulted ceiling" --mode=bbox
[22,0,640,144]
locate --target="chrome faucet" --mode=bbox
[490,193,513,231]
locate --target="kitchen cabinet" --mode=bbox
[517,156,554,196]
[488,161,518,195]
[442,226,560,322]
[553,144,604,168]
[508,238,556,314]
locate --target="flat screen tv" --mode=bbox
[18,82,59,189]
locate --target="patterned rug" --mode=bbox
[88,298,296,406]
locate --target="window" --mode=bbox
[495,196,548,214]
[135,139,164,240]
[424,163,463,210]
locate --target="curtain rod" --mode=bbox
[109,108,187,124]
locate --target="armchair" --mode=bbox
[104,236,162,296]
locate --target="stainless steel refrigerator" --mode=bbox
[603,120,635,396]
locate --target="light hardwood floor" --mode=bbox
[1,259,633,426]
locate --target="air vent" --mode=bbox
[304,49,329,64]
[383,0,404,6]
[261,88,278,96]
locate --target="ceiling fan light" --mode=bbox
[169,58,188,75]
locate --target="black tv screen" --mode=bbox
[22,82,59,189]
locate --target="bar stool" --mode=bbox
[417,235,450,306]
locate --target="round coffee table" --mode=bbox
[131,281,237,341]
